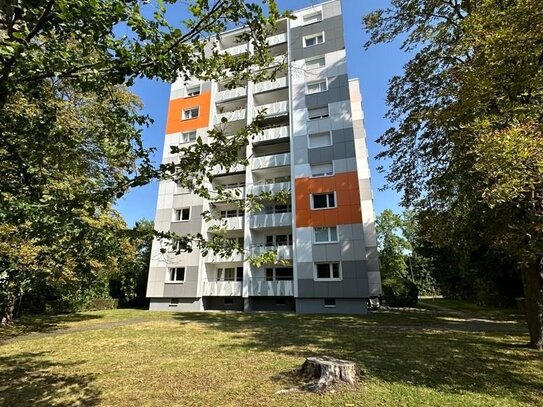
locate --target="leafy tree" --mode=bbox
[364,0,543,349]
[376,210,410,279]
[0,1,287,323]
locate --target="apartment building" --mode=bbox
[146,0,381,314]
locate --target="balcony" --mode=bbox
[253,125,289,143]
[216,87,247,103]
[202,281,242,296]
[253,101,288,117]
[204,251,244,263]
[209,216,244,231]
[250,245,293,261]
[251,181,291,195]
[266,33,287,46]
[214,108,246,124]
[211,163,246,176]
[223,43,248,56]
[253,76,287,94]
[250,212,292,229]
[249,279,293,296]
[252,152,290,170]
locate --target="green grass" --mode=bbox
[0,307,541,406]
[420,298,524,321]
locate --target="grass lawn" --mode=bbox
[1,307,542,406]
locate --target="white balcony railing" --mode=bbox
[249,279,293,296]
[216,87,247,102]
[211,163,246,176]
[266,33,287,46]
[202,281,243,296]
[253,76,287,94]
[204,251,244,263]
[250,245,293,260]
[214,108,246,124]
[250,212,292,229]
[209,216,244,231]
[254,126,289,143]
[251,181,291,195]
[253,100,288,117]
[223,43,249,56]
[252,152,290,170]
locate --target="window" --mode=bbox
[303,11,323,25]
[305,56,325,70]
[266,267,293,281]
[311,162,334,177]
[315,263,341,280]
[308,105,329,120]
[276,298,286,306]
[174,207,191,221]
[264,203,292,214]
[306,79,328,94]
[169,298,179,307]
[314,227,338,243]
[324,298,336,307]
[224,298,234,305]
[167,267,186,282]
[312,192,336,209]
[308,132,332,148]
[304,32,325,47]
[186,85,201,97]
[183,107,199,120]
[219,208,244,218]
[181,131,197,143]
[265,234,293,246]
[217,267,243,281]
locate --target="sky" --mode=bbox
[115,0,409,226]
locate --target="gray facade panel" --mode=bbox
[149,298,202,312]
[296,298,368,315]
[305,75,350,107]
[290,15,345,62]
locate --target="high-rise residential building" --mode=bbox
[146,0,381,314]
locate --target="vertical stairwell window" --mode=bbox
[183,107,199,120]
[304,32,325,47]
[303,11,323,25]
[308,131,332,148]
[311,192,336,209]
[308,105,329,120]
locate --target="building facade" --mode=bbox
[146,0,381,314]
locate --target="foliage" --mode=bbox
[364,0,543,349]
[375,210,410,279]
[382,277,419,307]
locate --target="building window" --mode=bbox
[315,263,341,281]
[224,297,234,305]
[183,107,199,120]
[169,298,179,307]
[174,207,191,221]
[167,267,186,282]
[264,203,292,214]
[312,192,336,209]
[308,105,329,120]
[306,79,328,94]
[217,267,243,281]
[304,32,325,47]
[276,298,287,306]
[265,234,293,246]
[266,267,293,281]
[314,227,338,243]
[308,132,332,148]
[181,130,197,143]
[303,11,323,25]
[186,85,201,97]
[219,208,244,218]
[310,162,334,177]
[324,298,337,307]
[305,56,325,70]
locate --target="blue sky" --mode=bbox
[116,0,407,226]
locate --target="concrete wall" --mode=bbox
[250,297,296,312]
[203,296,244,311]
[149,298,203,312]
[296,298,368,315]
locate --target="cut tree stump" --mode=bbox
[298,356,358,392]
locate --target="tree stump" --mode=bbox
[299,356,358,392]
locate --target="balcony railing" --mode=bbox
[214,108,246,124]
[253,125,289,143]
[250,212,292,229]
[204,250,244,263]
[252,152,290,170]
[251,181,291,195]
[253,76,287,94]
[248,279,293,296]
[216,87,247,103]
[202,281,242,296]
[223,43,248,56]
[211,163,246,176]
[209,216,244,231]
[266,33,287,46]
[253,101,288,117]
[250,245,293,260]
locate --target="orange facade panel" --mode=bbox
[295,171,362,227]
[165,91,211,134]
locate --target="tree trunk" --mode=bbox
[520,257,543,350]
[299,356,358,392]
[0,295,15,325]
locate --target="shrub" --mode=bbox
[382,277,419,307]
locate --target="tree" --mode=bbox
[0,1,287,323]
[376,210,410,279]
[364,0,543,349]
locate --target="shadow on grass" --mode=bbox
[173,311,542,405]
[0,352,100,406]
[0,313,103,342]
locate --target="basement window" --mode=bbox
[324,298,336,308]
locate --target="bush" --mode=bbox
[382,277,419,307]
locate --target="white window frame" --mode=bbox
[185,84,201,97]
[308,131,332,149]
[303,32,325,48]
[303,11,323,25]
[306,78,328,95]
[314,263,342,281]
[166,267,186,283]
[180,130,197,144]
[182,107,199,120]
[311,192,337,210]
[313,226,338,244]
[174,207,191,222]
[310,161,334,178]
[307,105,329,120]
[305,56,326,70]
